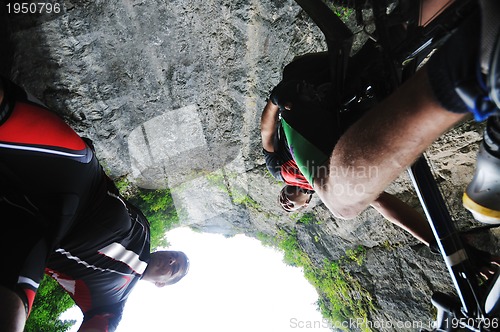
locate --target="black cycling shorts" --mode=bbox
[0,78,100,315]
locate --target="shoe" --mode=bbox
[463,141,500,224]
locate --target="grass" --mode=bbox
[323,1,355,22]
[205,170,263,211]
[233,193,261,210]
[344,245,366,266]
[295,212,316,225]
[259,230,375,331]
[117,180,180,250]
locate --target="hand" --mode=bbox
[269,80,300,112]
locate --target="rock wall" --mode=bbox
[1,1,499,331]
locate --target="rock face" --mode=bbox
[1,1,499,331]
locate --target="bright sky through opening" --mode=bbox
[61,227,331,332]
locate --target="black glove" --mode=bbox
[269,80,301,111]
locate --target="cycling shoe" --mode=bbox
[463,140,500,225]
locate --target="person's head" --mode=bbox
[278,185,313,212]
[142,250,189,287]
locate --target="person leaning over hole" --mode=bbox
[261,0,500,280]
[260,48,435,247]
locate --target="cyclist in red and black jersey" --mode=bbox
[0,77,189,332]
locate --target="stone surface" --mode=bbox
[1,1,499,331]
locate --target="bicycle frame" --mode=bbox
[293,0,500,330]
[410,156,500,331]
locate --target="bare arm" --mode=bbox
[371,192,434,246]
[314,66,467,219]
[260,100,280,152]
[0,286,26,332]
[420,0,455,26]
[77,314,116,332]
[78,328,101,332]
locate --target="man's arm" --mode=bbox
[78,309,123,332]
[260,100,280,152]
[370,192,434,246]
[78,314,114,332]
[77,301,125,332]
[261,99,286,181]
[0,286,26,332]
[314,66,467,219]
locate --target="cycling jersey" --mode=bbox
[268,45,381,186]
[265,53,335,187]
[0,77,150,331]
[46,194,150,331]
[278,88,340,185]
[263,119,314,191]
